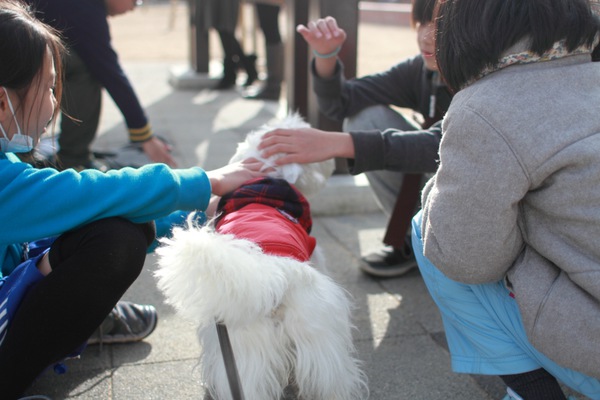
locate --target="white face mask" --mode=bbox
[0,87,34,153]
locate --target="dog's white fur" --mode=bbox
[228,112,334,199]
[155,114,367,399]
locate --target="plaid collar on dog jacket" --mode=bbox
[215,177,316,261]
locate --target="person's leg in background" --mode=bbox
[216,29,258,90]
[411,210,600,400]
[0,218,155,399]
[56,51,103,170]
[211,0,256,89]
[242,3,283,100]
[345,105,422,278]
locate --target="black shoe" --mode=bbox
[242,82,281,101]
[215,57,238,90]
[88,301,158,345]
[241,54,258,87]
[360,242,417,278]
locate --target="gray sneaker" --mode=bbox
[88,301,158,345]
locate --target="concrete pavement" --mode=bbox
[23,3,513,399]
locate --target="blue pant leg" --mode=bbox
[411,211,600,399]
[411,211,538,375]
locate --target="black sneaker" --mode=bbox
[360,241,417,278]
[87,301,158,345]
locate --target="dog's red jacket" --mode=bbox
[215,177,316,262]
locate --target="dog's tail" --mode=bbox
[154,219,291,329]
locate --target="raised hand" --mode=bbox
[296,16,347,56]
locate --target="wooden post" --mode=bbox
[188,0,209,74]
[285,0,310,117]
[284,0,358,173]
[286,0,358,127]
[308,0,358,129]
[170,0,215,89]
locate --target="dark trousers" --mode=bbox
[0,218,154,399]
[344,105,428,248]
[255,4,281,45]
[57,50,102,168]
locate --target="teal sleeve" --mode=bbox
[0,154,212,245]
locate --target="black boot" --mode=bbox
[216,30,257,90]
[243,43,283,100]
[215,56,238,90]
[240,54,258,87]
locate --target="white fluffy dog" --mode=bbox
[154,114,367,400]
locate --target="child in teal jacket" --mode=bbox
[0,2,264,397]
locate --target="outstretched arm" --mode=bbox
[71,0,177,167]
[259,127,355,165]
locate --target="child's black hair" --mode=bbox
[0,0,65,113]
[411,0,436,26]
[435,0,600,91]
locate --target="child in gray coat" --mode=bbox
[412,0,600,399]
